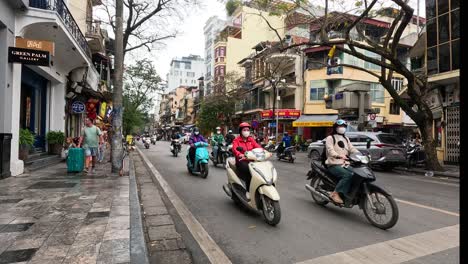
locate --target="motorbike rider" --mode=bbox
[189,127,207,165]
[278,131,291,154]
[325,119,360,204]
[225,130,235,145]
[171,129,181,148]
[211,126,225,159]
[232,122,262,199]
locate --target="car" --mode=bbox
[307,131,406,171]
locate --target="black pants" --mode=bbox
[236,161,251,190]
[189,147,196,164]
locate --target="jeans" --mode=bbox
[327,165,354,195]
[212,145,218,159]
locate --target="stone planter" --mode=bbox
[48,143,63,155]
[18,145,30,160]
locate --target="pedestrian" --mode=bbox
[78,118,103,173]
[98,130,108,162]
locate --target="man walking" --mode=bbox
[78,118,103,173]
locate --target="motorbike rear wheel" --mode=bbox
[310,176,329,206]
[363,190,399,230]
[262,195,281,226]
[200,163,209,178]
[174,151,178,157]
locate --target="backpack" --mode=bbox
[320,134,349,166]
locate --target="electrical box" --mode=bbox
[332,91,371,109]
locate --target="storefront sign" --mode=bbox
[261,109,301,120]
[72,101,85,114]
[292,121,334,127]
[15,38,55,55]
[8,47,50,66]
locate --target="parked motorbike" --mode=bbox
[210,141,229,167]
[186,142,210,178]
[275,144,296,163]
[151,135,157,145]
[170,139,182,157]
[405,143,425,168]
[305,142,398,230]
[223,147,281,226]
[144,138,150,149]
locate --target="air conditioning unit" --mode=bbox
[332,91,370,110]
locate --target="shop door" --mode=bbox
[445,106,459,163]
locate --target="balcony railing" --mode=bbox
[86,20,102,38]
[29,0,91,58]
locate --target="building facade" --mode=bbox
[203,16,225,95]
[166,55,205,92]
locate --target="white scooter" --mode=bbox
[144,138,151,149]
[223,147,281,226]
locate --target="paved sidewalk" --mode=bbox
[0,160,134,263]
[394,164,460,178]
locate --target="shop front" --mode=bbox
[292,114,338,142]
[261,109,301,139]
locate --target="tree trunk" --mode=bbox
[418,118,443,171]
[111,0,124,173]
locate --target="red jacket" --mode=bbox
[232,136,262,162]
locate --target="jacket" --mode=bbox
[232,136,262,162]
[325,134,359,166]
[211,134,225,146]
[189,134,206,147]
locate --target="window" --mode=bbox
[451,9,459,40]
[175,62,180,68]
[426,19,437,48]
[220,47,225,56]
[309,80,327,101]
[391,78,403,92]
[370,83,385,103]
[187,72,195,77]
[452,0,459,10]
[215,48,219,57]
[438,13,449,44]
[185,63,191,69]
[180,79,182,84]
[363,50,381,70]
[452,39,459,70]
[389,100,400,115]
[427,47,438,75]
[438,0,448,15]
[438,43,450,73]
[220,67,224,76]
[426,0,436,19]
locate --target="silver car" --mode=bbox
[307,132,406,171]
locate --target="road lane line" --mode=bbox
[395,198,459,217]
[136,148,232,264]
[295,224,459,264]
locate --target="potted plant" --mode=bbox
[19,129,34,160]
[46,131,65,155]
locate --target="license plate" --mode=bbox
[392,150,400,154]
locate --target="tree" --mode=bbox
[254,0,442,170]
[226,0,241,16]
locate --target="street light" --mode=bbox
[271,77,286,141]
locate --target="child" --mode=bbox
[63,137,77,158]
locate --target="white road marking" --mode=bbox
[395,198,459,217]
[296,224,459,264]
[137,148,232,264]
[397,176,459,187]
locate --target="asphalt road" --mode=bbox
[139,141,459,264]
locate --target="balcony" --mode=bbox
[86,20,105,53]
[29,0,91,58]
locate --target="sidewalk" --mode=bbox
[0,157,144,263]
[394,164,460,178]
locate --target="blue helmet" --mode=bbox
[335,119,347,127]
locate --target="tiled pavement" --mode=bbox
[0,160,132,264]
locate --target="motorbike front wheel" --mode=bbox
[200,163,209,178]
[174,151,178,157]
[363,190,399,230]
[262,195,281,226]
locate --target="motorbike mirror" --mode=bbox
[236,147,244,152]
[366,139,371,149]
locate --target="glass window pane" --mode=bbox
[310,88,317,100]
[438,43,450,73]
[427,19,437,48]
[451,10,459,39]
[426,0,436,19]
[451,0,459,10]
[452,39,459,70]
[438,0,449,15]
[438,13,450,44]
[427,47,438,74]
[317,88,325,100]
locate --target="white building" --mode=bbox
[153,81,168,123]
[166,55,205,92]
[203,16,225,95]
[0,0,100,176]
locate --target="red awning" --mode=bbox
[303,46,331,53]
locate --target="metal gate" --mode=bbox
[445,106,460,163]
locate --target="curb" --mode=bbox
[394,167,459,179]
[129,155,151,264]
[135,147,232,264]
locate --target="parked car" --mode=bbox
[307,132,406,171]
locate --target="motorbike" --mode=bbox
[275,144,296,163]
[227,143,233,157]
[170,139,182,157]
[223,148,281,226]
[210,141,229,167]
[405,143,425,168]
[305,142,399,230]
[151,135,157,145]
[186,142,210,178]
[144,138,150,149]
[264,137,276,152]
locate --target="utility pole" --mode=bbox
[111,0,124,173]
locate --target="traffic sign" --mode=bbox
[369,113,376,120]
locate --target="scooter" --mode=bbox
[275,145,296,163]
[144,138,150,149]
[405,143,425,168]
[170,139,182,157]
[264,137,276,152]
[210,141,228,167]
[223,148,281,226]
[305,142,399,230]
[151,135,157,145]
[186,142,210,178]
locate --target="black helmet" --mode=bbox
[193,127,200,133]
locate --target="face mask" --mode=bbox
[194,132,199,135]
[336,127,346,134]
[242,131,250,138]
[216,131,221,134]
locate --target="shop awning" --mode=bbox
[292,114,338,127]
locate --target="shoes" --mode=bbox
[83,168,88,173]
[245,192,250,200]
[330,192,344,204]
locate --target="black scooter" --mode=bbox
[210,141,228,167]
[305,141,399,230]
[405,143,425,168]
[275,144,296,163]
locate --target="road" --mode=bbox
[139,141,459,264]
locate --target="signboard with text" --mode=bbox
[8,47,50,66]
[72,101,85,114]
[261,109,300,120]
[15,37,55,55]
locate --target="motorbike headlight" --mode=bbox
[358,155,370,164]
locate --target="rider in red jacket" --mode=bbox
[232,122,262,199]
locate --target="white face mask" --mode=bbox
[242,131,250,138]
[194,132,199,135]
[336,127,346,134]
[216,131,221,134]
